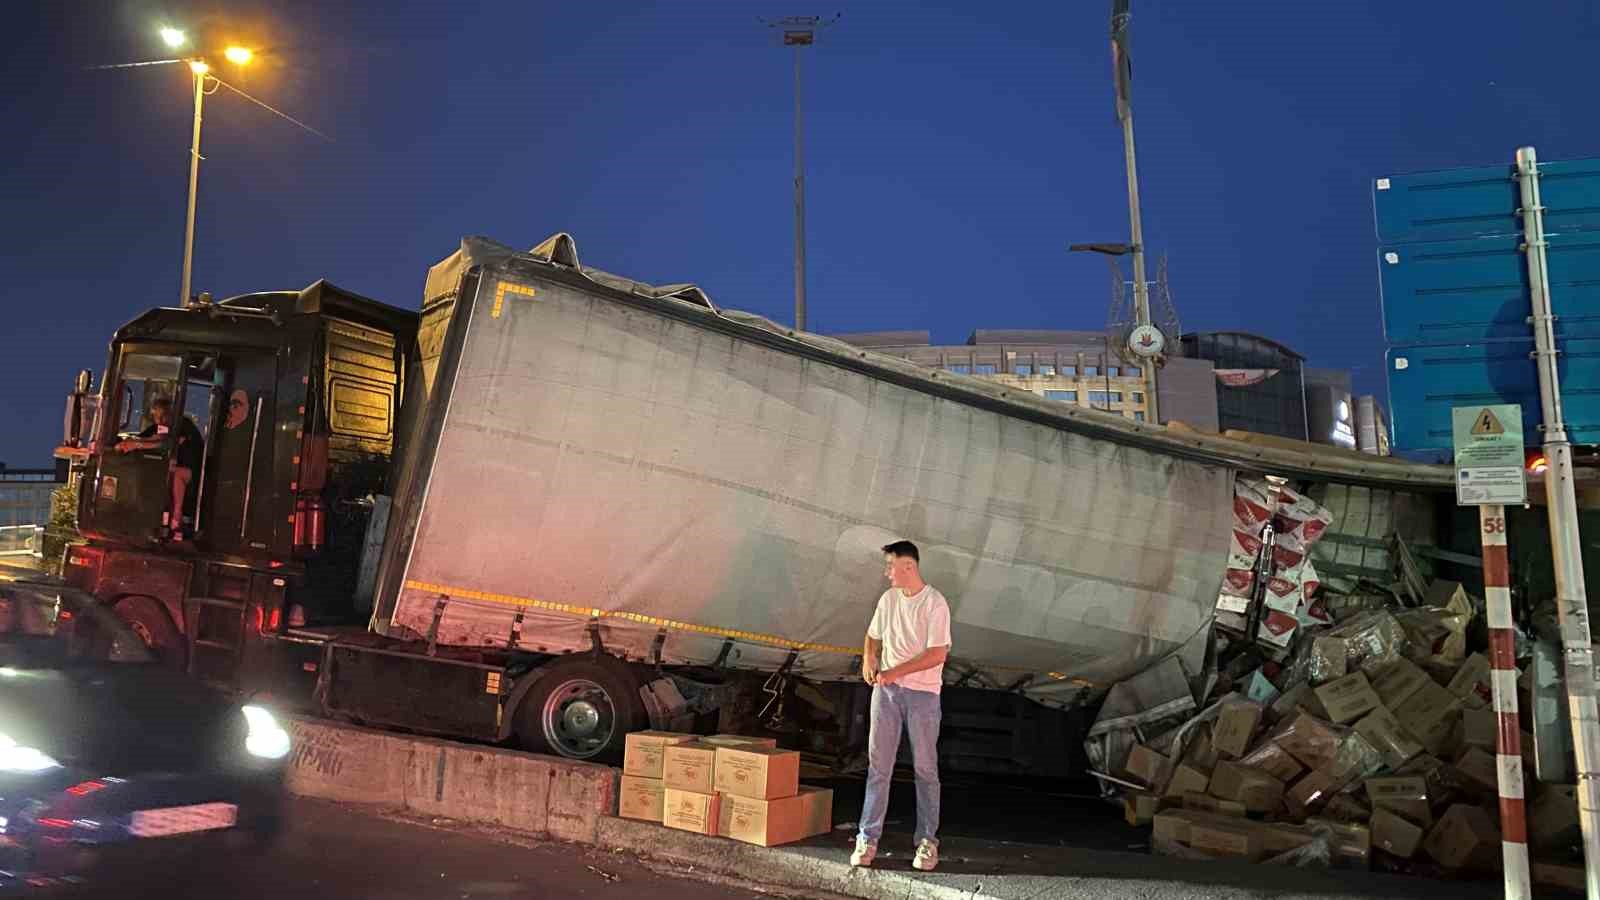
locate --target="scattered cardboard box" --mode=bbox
[663,787,721,835]
[1459,708,1496,751]
[618,775,666,822]
[1371,658,1430,710]
[1423,804,1500,870]
[662,741,719,793]
[703,734,780,750]
[1315,672,1381,724]
[1209,761,1284,814]
[1239,741,1304,783]
[1371,808,1424,859]
[1183,792,1246,818]
[1323,792,1370,824]
[1275,712,1342,770]
[1452,746,1500,796]
[1122,744,1171,789]
[713,746,801,800]
[1151,810,1196,849]
[1393,680,1462,756]
[1529,784,1580,850]
[1270,683,1311,722]
[1533,862,1586,892]
[1164,763,1212,799]
[1446,653,1493,710]
[1353,705,1424,768]
[1183,725,1220,771]
[1286,768,1338,818]
[718,786,833,846]
[1213,703,1264,760]
[1188,819,1265,861]
[1125,792,1165,826]
[1307,818,1371,868]
[623,731,696,779]
[1366,776,1432,827]
[1311,636,1348,683]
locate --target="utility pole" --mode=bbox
[180,61,209,308]
[1109,1,1160,422]
[764,14,838,333]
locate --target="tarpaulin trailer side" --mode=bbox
[367,235,1238,708]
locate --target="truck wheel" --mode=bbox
[113,595,186,668]
[513,657,644,763]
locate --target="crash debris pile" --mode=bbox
[1096,478,1583,888]
[618,731,833,847]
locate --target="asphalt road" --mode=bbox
[54,798,802,900]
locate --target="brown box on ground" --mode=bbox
[1534,862,1586,892]
[1453,747,1499,795]
[1530,784,1580,850]
[1270,683,1311,722]
[1323,793,1371,824]
[1366,776,1432,827]
[1286,768,1338,818]
[1213,703,1264,760]
[703,734,779,750]
[1307,818,1372,868]
[662,742,719,793]
[1311,636,1348,683]
[1259,823,1318,856]
[1122,744,1171,789]
[1423,804,1500,870]
[1315,672,1382,724]
[797,786,833,837]
[1183,725,1220,771]
[623,731,696,779]
[1393,680,1462,755]
[1353,705,1424,768]
[1275,712,1342,770]
[1371,808,1424,859]
[1239,741,1304,783]
[1164,763,1211,799]
[713,746,800,800]
[618,775,666,822]
[1459,708,1496,751]
[718,786,832,846]
[1446,654,1493,710]
[1188,819,1265,861]
[662,787,721,835]
[1151,810,1197,849]
[1183,792,1246,817]
[1125,792,1164,826]
[1371,658,1431,710]
[1209,761,1284,814]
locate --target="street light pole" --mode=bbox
[1110,2,1159,423]
[792,37,807,333]
[180,62,207,308]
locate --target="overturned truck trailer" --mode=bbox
[361,235,1450,769]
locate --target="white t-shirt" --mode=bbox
[867,585,953,694]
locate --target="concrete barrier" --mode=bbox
[285,717,617,843]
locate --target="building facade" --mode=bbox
[0,464,64,558]
[1178,331,1309,440]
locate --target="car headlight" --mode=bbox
[241,705,291,760]
[0,732,60,773]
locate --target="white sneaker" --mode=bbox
[850,837,877,867]
[912,839,938,871]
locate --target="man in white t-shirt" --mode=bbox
[852,540,952,872]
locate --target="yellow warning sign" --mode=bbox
[1471,408,1505,436]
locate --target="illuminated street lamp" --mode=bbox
[172,31,252,308]
[223,46,252,65]
[159,27,187,49]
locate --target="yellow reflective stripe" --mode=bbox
[490,281,537,318]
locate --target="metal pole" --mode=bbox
[1118,106,1159,422]
[1518,144,1600,900]
[180,69,205,307]
[792,43,807,332]
[1480,503,1532,899]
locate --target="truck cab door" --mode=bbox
[201,352,279,555]
[89,351,184,541]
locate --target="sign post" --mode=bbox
[1455,404,1531,900]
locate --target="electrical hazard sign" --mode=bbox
[1452,404,1527,506]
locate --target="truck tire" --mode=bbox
[113,595,186,668]
[513,657,644,763]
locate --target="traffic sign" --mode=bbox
[1374,156,1600,244]
[1452,404,1527,505]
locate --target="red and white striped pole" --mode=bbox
[1481,504,1530,899]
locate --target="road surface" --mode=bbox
[59,797,805,900]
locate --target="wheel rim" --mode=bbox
[541,677,616,759]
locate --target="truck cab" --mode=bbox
[59,283,416,691]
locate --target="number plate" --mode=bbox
[128,802,238,838]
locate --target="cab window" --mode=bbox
[115,352,183,437]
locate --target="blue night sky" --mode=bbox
[3,0,1597,466]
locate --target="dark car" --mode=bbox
[0,579,289,884]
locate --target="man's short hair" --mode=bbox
[150,396,172,410]
[882,540,920,564]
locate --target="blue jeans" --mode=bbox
[856,683,941,846]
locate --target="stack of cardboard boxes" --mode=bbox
[618,731,834,847]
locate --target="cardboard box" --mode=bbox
[717,786,832,846]
[1286,768,1338,818]
[1209,761,1284,814]
[1315,672,1381,725]
[1275,712,1342,770]
[1446,653,1493,710]
[1423,804,1500,870]
[797,785,834,837]
[1370,808,1424,859]
[1164,763,1211,799]
[623,730,696,779]
[713,745,800,800]
[1122,744,1171,788]
[1182,792,1246,817]
[1258,822,1318,856]
[1533,862,1586,892]
[1311,636,1348,683]
[1188,819,1264,861]
[1393,680,1462,755]
[1371,658,1430,709]
[1239,741,1304,783]
[618,775,666,822]
[1353,705,1423,768]
[1125,792,1165,826]
[1270,682,1311,722]
[1459,708,1496,751]
[1213,703,1264,760]
[1306,818,1372,868]
[1151,810,1196,849]
[1530,784,1580,850]
[1323,792,1371,824]
[1182,724,1220,771]
[703,734,779,750]
[1452,746,1499,795]
[1366,776,1432,827]
[662,787,721,835]
[662,741,719,793]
